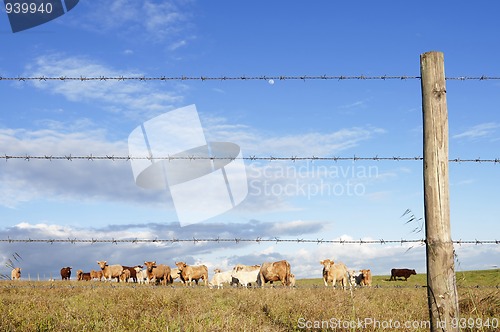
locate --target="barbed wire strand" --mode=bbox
[1,75,500,82]
[1,155,500,163]
[0,283,497,290]
[0,238,497,245]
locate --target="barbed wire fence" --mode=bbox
[1,155,500,163]
[0,238,498,245]
[1,75,500,81]
[1,70,498,294]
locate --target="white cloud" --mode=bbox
[24,54,185,121]
[453,122,499,140]
[68,0,192,44]
[0,127,164,208]
[1,75,388,211]
[203,116,386,157]
[339,100,365,109]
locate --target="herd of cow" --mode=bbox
[9,260,417,289]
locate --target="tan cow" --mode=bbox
[360,269,372,287]
[90,269,103,281]
[175,262,208,286]
[11,267,21,280]
[76,269,91,281]
[97,261,124,282]
[120,269,131,282]
[257,260,292,287]
[143,261,171,285]
[320,259,349,289]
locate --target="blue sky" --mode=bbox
[0,1,499,280]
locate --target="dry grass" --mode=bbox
[0,277,498,331]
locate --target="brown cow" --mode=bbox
[60,267,72,280]
[144,261,171,285]
[97,261,123,282]
[320,259,349,289]
[360,269,372,287]
[257,260,292,287]
[11,267,21,280]
[175,262,208,286]
[390,268,416,281]
[76,269,91,281]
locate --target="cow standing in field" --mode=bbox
[231,264,260,287]
[360,269,372,286]
[390,268,416,281]
[134,266,149,284]
[209,269,233,289]
[121,266,139,283]
[60,267,72,280]
[97,261,124,282]
[320,259,349,289]
[144,261,172,285]
[120,269,131,282]
[76,269,91,281]
[175,262,209,287]
[257,260,292,287]
[11,267,21,280]
[231,269,259,288]
[90,269,103,281]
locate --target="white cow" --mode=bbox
[134,266,149,284]
[232,269,259,287]
[209,269,233,289]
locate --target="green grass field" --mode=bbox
[0,270,498,331]
[297,268,500,288]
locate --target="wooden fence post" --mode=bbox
[421,51,459,331]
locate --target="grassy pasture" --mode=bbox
[297,268,500,288]
[0,270,498,331]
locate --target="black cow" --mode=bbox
[390,268,416,281]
